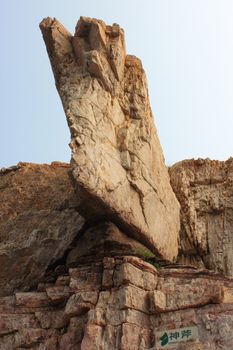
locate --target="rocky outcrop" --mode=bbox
[39,17,180,262]
[170,158,233,277]
[0,162,84,296]
[0,256,232,349]
[1,15,233,350]
[66,221,156,265]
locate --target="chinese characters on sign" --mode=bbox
[156,326,199,349]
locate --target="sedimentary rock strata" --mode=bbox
[0,162,84,296]
[0,256,232,349]
[66,221,156,265]
[170,158,233,277]
[0,15,233,350]
[40,17,180,262]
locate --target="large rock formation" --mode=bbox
[170,158,233,277]
[0,256,232,349]
[39,17,180,262]
[0,162,84,296]
[0,16,233,350]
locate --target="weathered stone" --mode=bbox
[80,324,103,350]
[67,221,156,265]
[69,266,102,292]
[0,256,233,349]
[15,292,50,308]
[151,304,233,350]
[121,323,153,350]
[113,260,157,290]
[35,310,67,329]
[117,285,149,313]
[220,287,233,303]
[122,309,151,328]
[14,328,56,348]
[170,158,233,276]
[37,283,54,292]
[64,292,98,318]
[157,268,226,311]
[46,286,70,304]
[40,17,180,262]
[0,162,84,296]
[55,275,70,287]
[0,313,39,336]
[150,290,167,313]
[1,14,233,350]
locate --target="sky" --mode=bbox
[1,0,233,168]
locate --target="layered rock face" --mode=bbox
[39,17,180,262]
[170,158,233,277]
[0,16,233,350]
[0,256,233,349]
[0,162,84,296]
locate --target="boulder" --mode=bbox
[40,17,180,262]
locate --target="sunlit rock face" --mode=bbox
[40,16,180,262]
[170,158,233,277]
[0,256,233,349]
[0,16,232,350]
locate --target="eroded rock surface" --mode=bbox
[66,221,156,265]
[0,162,84,296]
[170,158,233,277]
[40,17,180,262]
[0,256,232,349]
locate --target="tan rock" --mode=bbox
[150,290,167,313]
[220,287,233,303]
[80,324,103,350]
[0,162,84,296]
[40,17,180,262]
[121,323,153,350]
[65,292,98,318]
[15,292,50,308]
[117,285,149,313]
[157,268,226,311]
[170,158,233,276]
[46,286,70,304]
[114,260,157,290]
[0,256,233,349]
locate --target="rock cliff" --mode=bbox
[0,16,232,350]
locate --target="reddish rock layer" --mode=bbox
[0,256,232,349]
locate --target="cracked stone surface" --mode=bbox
[0,162,84,296]
[0,256,233,349]
[40,16,180,262]
[170,158,233,277]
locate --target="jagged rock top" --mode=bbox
[40,17,180,261]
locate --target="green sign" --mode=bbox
[156,326,199,349]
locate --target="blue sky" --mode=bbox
[1,0,233,167]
